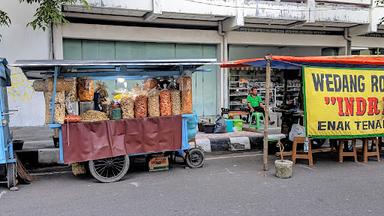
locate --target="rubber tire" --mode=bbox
[186,148,205,168]
[7,163,17,189]
[88,155,129,183]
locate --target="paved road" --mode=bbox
[1,153,384,216]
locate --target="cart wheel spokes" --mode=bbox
[186,148,205,168]
[88,155,129,183]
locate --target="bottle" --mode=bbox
[304,138,309,152]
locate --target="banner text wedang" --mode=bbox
[304,67,384,137]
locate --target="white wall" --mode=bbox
[229,45,323,60]
[0,0,49,126]
[80,0,372,24]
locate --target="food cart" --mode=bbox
[14,59,215,183]
[0,58,16,188]
[222,55,384,170]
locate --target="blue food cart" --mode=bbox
[14,59,213,183]
[0,58,16,188]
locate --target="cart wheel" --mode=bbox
[88,155,129,183]
[185,148,205,168]
[7,163,17,189]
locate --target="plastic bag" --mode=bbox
[289,124,305,141]
[148,88,160,117]
[94,81,109,111]
[32,80,46,91]
[46,78,75,92]
[144,78,158,90]
[65,78,77,102]
[80,110,109,122]
[180,76,193,114]
[134,95,148,118]
[33,79,75,93]
[65,115,81,123]
[187,114,198,139]
[214,116,227,133]
[171,90,181,115]
[95,81,109,99]
[120,95,134,119]
[44,92,65,124]
[65,98,75,115]
[131,86,148,118]
[77,78,94,102]
[159,89,172,116]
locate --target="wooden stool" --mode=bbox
[337,139,357,163]
[362,138,381,163]
[292,137,313,166]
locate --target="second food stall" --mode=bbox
[222,55,384,170]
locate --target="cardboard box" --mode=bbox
[148,156,169,172]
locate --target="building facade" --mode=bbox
[1,0,384,126]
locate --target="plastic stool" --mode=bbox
[249,112,264,129]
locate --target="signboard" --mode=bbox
[303,66,384,138]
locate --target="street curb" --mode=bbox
[197,136,264,152]
[16,148,60,168]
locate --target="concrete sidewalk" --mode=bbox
[12,126,54,150]
[3,153,384,216]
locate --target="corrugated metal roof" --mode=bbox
[12,59,217,67]
[12,59,217,80]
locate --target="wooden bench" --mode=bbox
[292,137,313,166]
[276,147,333,158]
[362,137,381,163]
[337,139,357,163]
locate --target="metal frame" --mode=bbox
[13,59,216,80]
[0,59,15,165]
[0,58,16,188]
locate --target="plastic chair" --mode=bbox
[249,112,264,129]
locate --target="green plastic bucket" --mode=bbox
[111,108,122,120]
[232,119,243,132]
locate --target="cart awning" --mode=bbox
[12,59,217,80]
[221,55,384,69]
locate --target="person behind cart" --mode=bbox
[247,87,274,125]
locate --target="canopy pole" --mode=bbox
[263,56,272,171]
[50,66,59,124]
